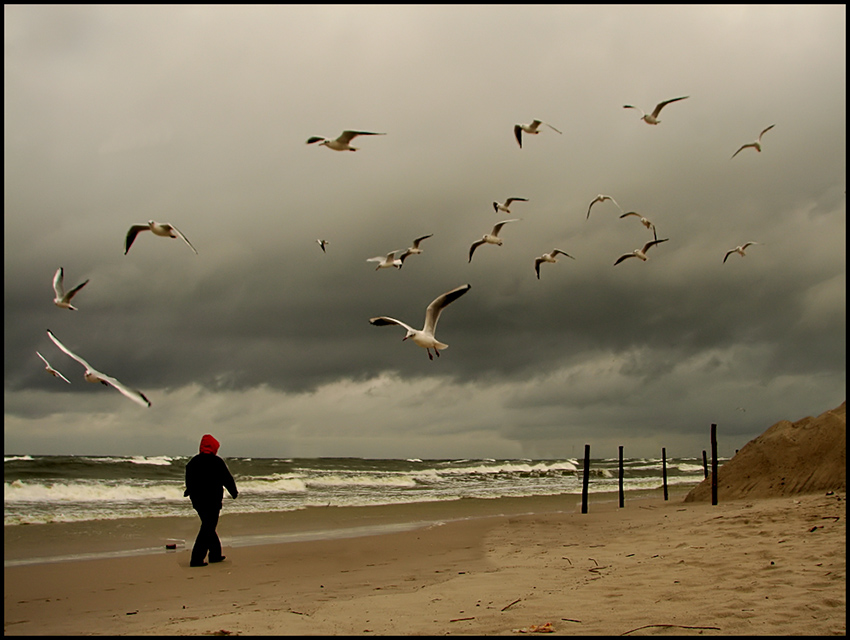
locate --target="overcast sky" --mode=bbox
[4,5,845,460]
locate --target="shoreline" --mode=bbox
[5,488,845,635]
[4,486,688,567]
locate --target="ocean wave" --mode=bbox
[4,480,184,503]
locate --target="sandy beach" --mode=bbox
[4,486,845,636]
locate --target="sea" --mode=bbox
[4,454,711,527]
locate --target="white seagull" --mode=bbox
[367,250,402,270]
[36,351,71,384]
[52,267,89,311]
[623,96,689,125]
[46,330,151,407]
[614,238,669,265]
[493,197,528,214]
[514,120,562,148]
[468,219,520,263]
[619,211,658,241]
[586,194,623,219]
[306,130,386,151]
[125,221,198,255]
[317,239,329,253]
[534,249,575,279]
[398,234,433,267]
[369,284,471,360]
[723,242,760,263]
[731,125,776,159]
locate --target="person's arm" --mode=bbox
[221,459,238,499]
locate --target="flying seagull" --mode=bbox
[623,96,689,125]
[36,351,71,384]
[534,249,575,279]
[468,219,520,263]
[619,211,658,241]
[493,197,528,214]
[731,125,776,159]
[125,221,198,255]
[52,267,89,311]
[514,120,562,148]
[398,234,433,267]
[46,330,151,407]
[614,238,670,265]
[369,284,471,360]
[367,250,402,270]
[317,239,329,253]
[723,242,760,263]
[586,194,623,219]
[306,130,385,151]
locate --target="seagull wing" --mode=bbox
[96,372,152,407]
[544,122,562,134]
[642,238,669,253]
[586,199,598,219]
[552,249,575,259]
[468,240,485,263]
[423,284,471,336]
[37,352,71,383]
[306,136,326,145]
[652,96,689,118]
[124,224,150,255]
[397,249,413,264]
[369,316,416,334]
[492,218,519,236]
[757,124,775,142]
[730,143,754,159]
[65,279,90,302]
[53,268,65,298]
[411,234,433,248]
[338,130,385,143]
[614,253,636,266]
[504,198,528,206]
[723,250,735,263]
[619,211,640,219]
[47,329,95,372]
[534,258,543,279]
[513,125,523,148]
[168,224,198,254]
[741,241,759,250]
[622,105,644,117]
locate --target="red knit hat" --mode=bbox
[199,434,220,455]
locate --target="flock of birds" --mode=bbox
[36,94,773,404]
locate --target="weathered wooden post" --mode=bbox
[581,444,591,514]
[710,424,718,506]
[702,450,708,479]
[618,445,624,508]
[662,447,669,501]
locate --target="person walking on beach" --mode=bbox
[184,434,238,567]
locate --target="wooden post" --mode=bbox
[710,424,718,506]
[581,444,591,514]
[618,445,624,508]
[702,450,708,479]
[662,447,668,501]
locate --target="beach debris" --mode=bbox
[450,617,476,623]
[501,598,522,611]
[515,622,554,633]
[620,623,721,635]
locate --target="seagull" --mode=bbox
[614,238,669,265]
[36,351,71,384]
[125,221,198,255]
[731,125,775,159]
[514,120,562,148]
[534,249,575,279]
[623,96,689,125]
[493,197,528,214]
[306,130,385,151]
[46,330,151,407]
[619,211,658,241]
[317,239,329,253]
[52,267,89,311]
[723,242,760,263]
[369,284,471,360]
[586,194,623,219]
[398,234,433,267]
[367,250,402,270]
[468,219,520,263]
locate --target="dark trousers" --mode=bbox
[191,506,223,565]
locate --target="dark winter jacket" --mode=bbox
[184,452,238,511]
